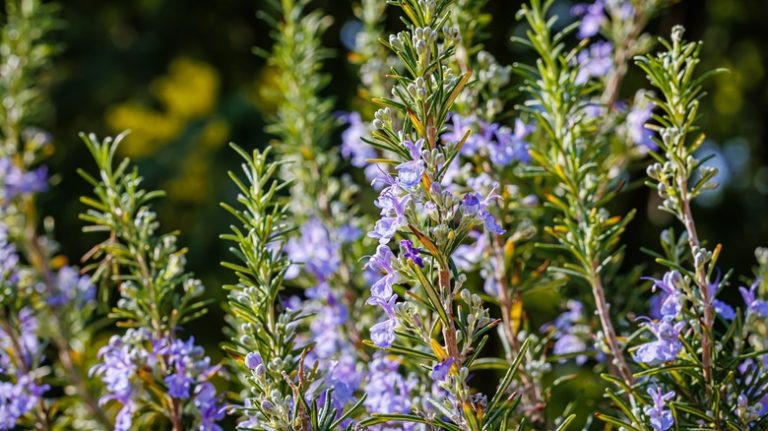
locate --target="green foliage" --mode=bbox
[515,0,636,390]
[78,132,208,336]
[259,0,336,215]
[0,0,58,158]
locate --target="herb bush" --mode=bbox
[1,0,767,430]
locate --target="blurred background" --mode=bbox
[37,0,768,412]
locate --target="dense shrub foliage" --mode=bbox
[0,0,767,430]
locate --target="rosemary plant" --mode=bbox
[358,0,533,428]
[79,132,224,431]
[598,27,768,430]
[442,0,552,424]
[515,0,637,393]
[224,1,365,429]
[0,1,110,428]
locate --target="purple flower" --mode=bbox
[285,218,341,281]
[431,358,454,382]
[395,160,424,188]
[114,402,135,431]
[633,320,685,366]
[0,375,48,430]
[310,298,349,359]
[739,281,768,318]
[713,299,736,321]
[553,334,588,362]
[646,271,683,320]
[91,331,222,429]
[575,41,614,84]
[369,189,410,245]
[0,308,42,374]
[571,1,606,39]
[48,266,96,307]
[404,139,424,161]
[0,158,48,201]
[370,318,396,348]
[338,224,362,242]
[370,217,400,245]
[194,382,225,431]
[369,271,397,304]
[627,100,656,149]
[165,370,193,399]
[364,353,418,427]
[443,115,474,155]
[339,112,376,168]
[0,225,19,285]
[453,231,487,271]
[366,245,399,300]
[91,335,138,404]
[367,244,396,275]
[491,119,533,165]
[462,188,505,234]
[365,244,400,349]
[328,356,362,406]
[365,163,390,189]
[245,352,263,370]
[400,239,423,267]
[19,309,41,369]
[481,211,505,235]
[368,291,397,319]
[543,300,590,364]
[394,139,425,189]
[644,386,674,431]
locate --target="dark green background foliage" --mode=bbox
[34,0,768,401]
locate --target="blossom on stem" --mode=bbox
[245,352,263,371]
[627,99,657,149]
[400,239,423,267]
[339,112,376,168]
[395,140,425,189]
[365,245,400,348]
[0,158,47,202]
[575,41,614,84]
[571,1,606,39]
[90,330,223,430]
[646,271,684,320]
[48,266,96,308]
[644,386,675,431]
[369,188,410,245]
[0,375,49,430]
[739,281,768,318]
[491,119,533,166]
[462,188,505,234]
[633,319,685,366]
[194,382,225,431]
[284,218,341,281]
[441,114,533,166]
[431,358,454,382]
[542,300,590,364]
[0,225,19,285]
[364,353,417,428]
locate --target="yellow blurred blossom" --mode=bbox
[106,57,221,158]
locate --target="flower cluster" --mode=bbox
[366,245,399,348]
[0,374,48,430]
[0,158,47,203]
[0,306,49,431]
[442,114,532,166]
[363,353,418,429]
[2,1,768,431]
[633,271,686,365]
[91,330,223,431]
[542,300,593,365]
